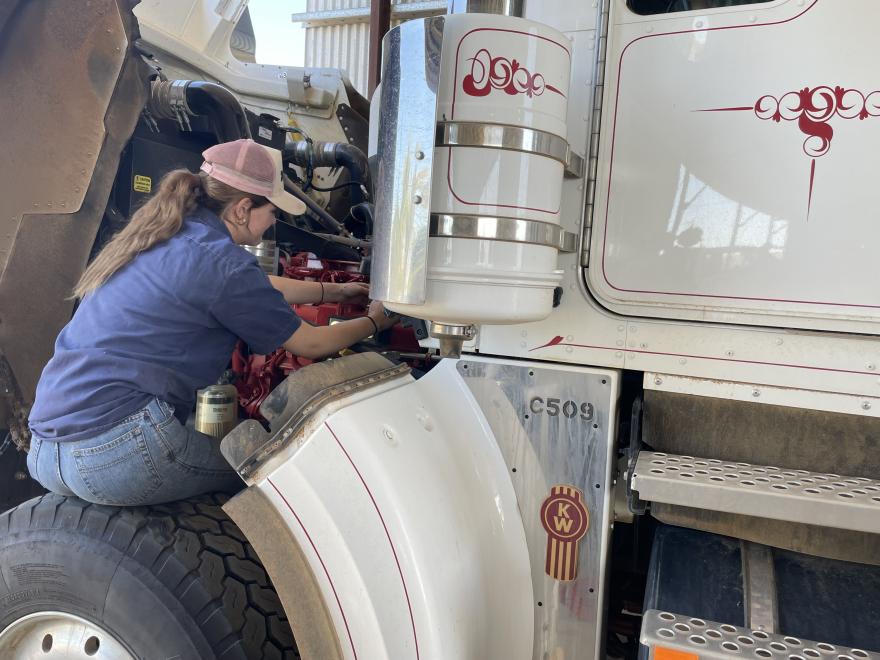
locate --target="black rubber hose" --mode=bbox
[285,141,372,203]
[349,202,373,236]
[328,143,371,199]
[282,174,346,234]
[185,81,251,141]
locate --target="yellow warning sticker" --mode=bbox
[133,175,152,193]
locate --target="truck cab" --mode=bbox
[0,1,876,658]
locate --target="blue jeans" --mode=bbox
[27,398,242,506]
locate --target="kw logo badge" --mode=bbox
[540,485,589,581]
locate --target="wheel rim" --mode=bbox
[0,611,135,659]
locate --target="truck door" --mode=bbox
[587,0,880,334]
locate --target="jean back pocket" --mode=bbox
[72,426,162,505]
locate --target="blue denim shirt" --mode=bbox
[29,207,300,442]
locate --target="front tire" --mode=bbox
[0,493,298,659]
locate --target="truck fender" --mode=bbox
[223,358,534,660]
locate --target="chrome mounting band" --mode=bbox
[436,121,585,178]
[430,213,577,252]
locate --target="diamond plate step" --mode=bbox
[641,609,878,660]
[631,452,880,534]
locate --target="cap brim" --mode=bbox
[268,189,307,216]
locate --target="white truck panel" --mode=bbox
[477,0,880,407]
[590,0,880,331]
[254,361,534,660]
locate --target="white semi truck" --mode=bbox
[0,0,877,658]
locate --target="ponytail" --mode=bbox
[73,169,268,298]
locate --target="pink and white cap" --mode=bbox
[200,138,306,216]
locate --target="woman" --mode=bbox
[27,138,397,506]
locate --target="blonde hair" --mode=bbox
[73,170,269,298]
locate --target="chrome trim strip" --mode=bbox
[371,17,445,305]
[448,0,523,15]
[430,213,577,252]
[436,121,585,177]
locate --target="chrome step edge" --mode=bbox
[631,452,880,534]
[641,609,878,660]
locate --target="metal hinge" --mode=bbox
[580,0,609,270]
[580,224,592,267]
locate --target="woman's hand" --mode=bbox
[326,282,370,304]
[283,299,401,358]
[367,300,400,331]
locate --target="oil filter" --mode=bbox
[195,384,239,439]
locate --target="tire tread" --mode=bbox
[1,493,298,659]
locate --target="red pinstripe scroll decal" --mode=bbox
[698,86,880,221]
[449,28,570,215]
[463,48,565,99]
[540,485,589,582]
[601,0,829,303]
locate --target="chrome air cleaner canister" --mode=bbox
[371,13,577,355]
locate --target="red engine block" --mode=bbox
[281,252,367,285]
[231,253,420,419]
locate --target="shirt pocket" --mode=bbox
[72,426,162,505]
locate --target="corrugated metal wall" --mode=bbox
[301,0,434,97]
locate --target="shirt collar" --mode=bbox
[190,206,232,239]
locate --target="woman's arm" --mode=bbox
[268,275,322,304]
[283,301,398,359]
[269,276,370,306]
